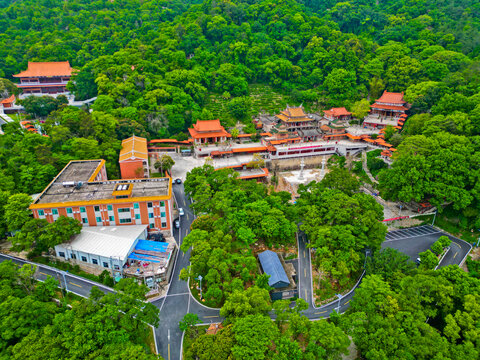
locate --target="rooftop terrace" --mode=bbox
[32,160,170,207]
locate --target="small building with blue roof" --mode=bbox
[258,250,291,289]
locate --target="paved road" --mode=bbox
[0,253,113,298]
[382,225,472,267]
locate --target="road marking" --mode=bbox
[315,310,327,314]
[204,315,218,318]
[167,292,189,297]
[69,282,82,288]
[384,231,442,242]
[304,268,306,277]
[344,300,350,305]
[39,272,48,276]
[453,252,458,259]
[452,242,461,250]
[186,229,189,236]
[168,343,170,360]
[187,214,189,221]
[303,250,305,258]
[304,289,307,299]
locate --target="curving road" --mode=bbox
[0,185,472,360]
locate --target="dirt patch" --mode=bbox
[386,217,424,231]
[462,247,480,272]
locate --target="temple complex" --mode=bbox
[13,61,74,95]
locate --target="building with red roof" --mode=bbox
[363,91,409,129]
[323,107,352,121]
[13,61,74,95]
[0,94,15,109]
[188,119,230,145]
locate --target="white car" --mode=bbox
[179,208,185,216]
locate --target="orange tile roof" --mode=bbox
[210,150,234,156]
[0,94,15,104]
[363,138,376,143]
[148,139,190,145]
[119,135,148,162]
[269,137,302,145]
[188,128,231,139]
[370,104,408,111]
[238,168,269,180]
[324,107,351,117]
[231,146,268,153]
[346,133,361,140]
[237,133,254,138]
[193,119,225,132]
[320,124,331,131]
[376,91,405,104]
[277,106,312,122]
[13,61,74,77]
[324,133,347,138]
[260,132,272,137]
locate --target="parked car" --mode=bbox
[174,219,180,228]
[179,208,185,216]
[175,178,182,184]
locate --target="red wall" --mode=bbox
[120,160,145,179]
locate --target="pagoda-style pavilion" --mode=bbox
[188,119,231,145]
[275,106,320,142]
[13,61,74,95]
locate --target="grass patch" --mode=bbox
[189,280,221,308]
[351,161,374,185]
[145,325,157,354]
[183,325,209,357]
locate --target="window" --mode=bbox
[107,205,113,211]
[59,251,65,257]
[118,208,130,213]
[149,213,154,218]
[82,218,88,224]
[116,195,128,199]
[92,259,98,265]
[161,212,166,217]
[147,202,153,208]
[135,214,140,220]
[134,203,139,209]
[71,254,76,259]
[38,210,44,216]
[103,262,109,268]
[94,206,100,212]
[67,208,73,214]
[160,201,165,207]
[52,208,58,215]
[81,256,87,262]
[161,222,167,228]
[119,218,132,224]
[109,216,115,222]
[114,265,120,270]
[149,223,155,228]
[80,207,86,213]
[96,217,102,222]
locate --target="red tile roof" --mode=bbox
[370,104,408,111]
[324,107,351,117]
[376,91,405,104]
[13,61,74,77]
[188,128,231,139]
[193,119,224,132]
[0,94,15,104]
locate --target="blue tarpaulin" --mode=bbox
[127,240,169,263]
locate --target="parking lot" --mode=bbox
[382,225,472,268]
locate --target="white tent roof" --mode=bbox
[59,225,148,261]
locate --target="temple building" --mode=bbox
[363,91,409,129]
[323,107,352,122]
[188,119,230,145]
[119,135,149,179]
[13,61,74,95]
[275,106,321,142]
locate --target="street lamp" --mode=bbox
[335,293,343,313]
[197,275,203,300]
